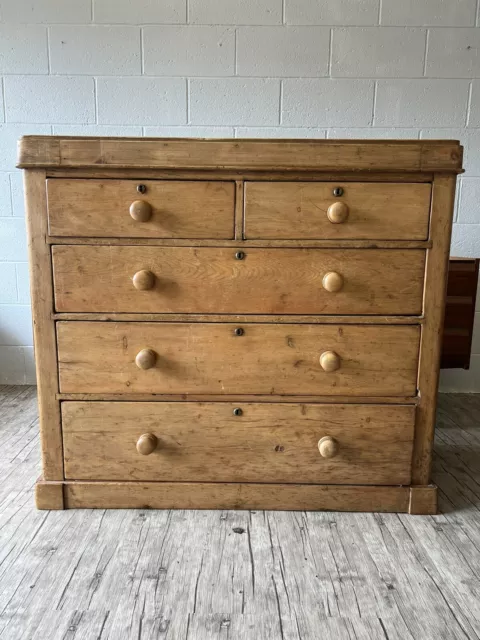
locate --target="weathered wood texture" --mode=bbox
[1,386,479,639]
[23,170,63,480]
[245,181,431,239]
[56,322,420,396]
[62,402,415,484]
[20,137,458,514]
[45,167,435,182]
[47,179,235,238]
[17,136,463,171]
[47,236,432,248]
[409,485,438,515]
[56,393,420,404]
[413,175,456,486]
[63,482,411,511]
[35,480,64,510]
[52,313,424,325]
[52,246,426,315]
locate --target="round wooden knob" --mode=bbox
[327,202,349,224]
[136,433,158,455]
[322,272,344,293]
[318,436,339,459]
[132,270,155,291]
[135,348,157,370]
[129,200,152,222]
[319,351,341,372]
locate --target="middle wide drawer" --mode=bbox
[52,246,426,315]
[57,322,420,396]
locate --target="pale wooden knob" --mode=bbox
[129,200,152,222]
[136,433,158,455]
[327,202,349,224]
[132,270,155,291]
[319,351,341,372]
[318,436,339,459]
[322,272,344,293]
[135,348,157,370]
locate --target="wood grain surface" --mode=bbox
[56,321,420,396]
[18,136,464,172]
[24,170,64,480]
[52,246,426,315]
[62,482,411,512]
[47,178,235,238]
[245,182,431,240]
[413,175,456,485]
[62,401,415,484]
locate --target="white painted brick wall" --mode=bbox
[189,0,282,26]
[143,27,235,76]
[0,0,479,391]
[49,26,142,75]
[5,76,96,123]
[380,0,477,27]
[331,28,427,78]
[94,0,185,24]
[282,79,374,126]
[96,77,187,124]
[236,27,330,77]
[375,80,470,127]
[190,78,280,125]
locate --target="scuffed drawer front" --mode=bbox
[244,182,431,240]
[62,402,415,485]
[56,322,420,396]
[47,179,235,238]
[52,246,426,315]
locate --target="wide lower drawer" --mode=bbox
[244,182,431,240]
[56,322,420,396]
[52,246,426,315]
[62,402,415,484]
[47,179,235,238]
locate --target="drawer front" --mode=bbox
[62,402,415,485]
[52,246,426,315]
[244,182,431,240]
[47,179,235,238]
[57,322,420,396]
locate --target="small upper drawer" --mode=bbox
[46,179,235,238]
[244,182,431,240]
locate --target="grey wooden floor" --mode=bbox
[1,386,480,640]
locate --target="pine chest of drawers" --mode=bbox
[19,136,462,514]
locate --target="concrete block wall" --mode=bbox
[0,0,479,390]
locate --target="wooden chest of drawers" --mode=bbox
[19,136,462,514]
